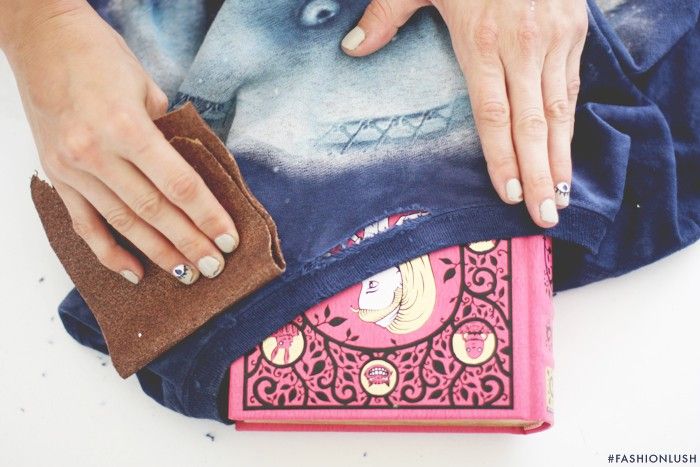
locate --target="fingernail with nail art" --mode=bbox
[172,264,198,285]
[198,256,223,278]
[554,182,571,208]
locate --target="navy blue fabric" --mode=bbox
[58,0,700,422]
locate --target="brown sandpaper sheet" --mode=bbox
[30,102,286,377]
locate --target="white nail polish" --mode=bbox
[198,256,223,278]
[540,198,559,224]
[554,181,571,208]
[215,232,239,253]
[505,178,523,202]
[172,264,198,285]
[341,26,365,51]
[120,270,139,285]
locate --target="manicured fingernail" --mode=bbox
[215,232,239,253]
[198,256,223,278]
[554,181,571,208]
[120,270,140,285]
[341,26,365,51]
[505,178,523,202]
[540,198,559,224]
[172,264,198,285]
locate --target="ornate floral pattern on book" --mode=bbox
[240,212,518,410]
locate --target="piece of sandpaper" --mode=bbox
[30,102,286,378]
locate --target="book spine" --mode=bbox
[527,236,555,429]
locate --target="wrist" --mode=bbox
[0,0,91,62]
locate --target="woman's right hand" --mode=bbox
[3,2,239,285]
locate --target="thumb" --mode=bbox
[341,0,429,56]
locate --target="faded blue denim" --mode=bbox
[58,0,700,422]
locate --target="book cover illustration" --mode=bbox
[235,211,520,412]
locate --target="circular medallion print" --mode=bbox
[261,323,305,366]
[360,359,398,396]
[451,319,497,366]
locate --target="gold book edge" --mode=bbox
[237,418,544,431]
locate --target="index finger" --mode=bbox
[112,110,240,254]
[449,19,524,205]
[465,56,524,205]
[505,60,558,228]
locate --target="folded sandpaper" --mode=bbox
[30,102,286,378]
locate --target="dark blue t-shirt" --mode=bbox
[59,0,700,422]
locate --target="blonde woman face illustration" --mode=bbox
[353,256,437,334]
[357,267,403,328]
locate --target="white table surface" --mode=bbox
[0,53,697,467]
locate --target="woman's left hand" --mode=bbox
[341,0,588,228]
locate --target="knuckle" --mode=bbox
[366,0,393,25]
[173,235,203,258]
[148,245,172,268]
[166,171,200,203]
[105,108,143,142]
[471,20,499,57]
[550,158,572,178]
[571,36,587,56]
[525,170,552,188]
[488,152,517,172]
[133,190,164,221]
[62,126,100,167]
[544,99,570,123]
[71,217,94,239]
[105,206,136,232]
[476,100,510,128]
[516,20,540,54]
[548,26,567,53]
[130,134,159,160]
[567,77,581,98]
[198,212,227,235]
[573,14,589,39]
[516,109,548,136]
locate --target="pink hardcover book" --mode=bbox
[229,212,555,434]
